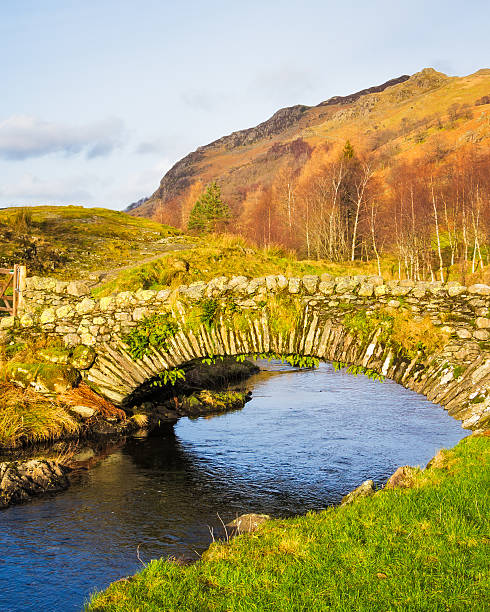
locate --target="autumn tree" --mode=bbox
[181,180,204,228]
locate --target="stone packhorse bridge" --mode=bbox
[4,273,490,430]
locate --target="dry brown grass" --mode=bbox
[0,382,80,449]
[60,382,126,420]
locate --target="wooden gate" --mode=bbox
[0,265,26,316]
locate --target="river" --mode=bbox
[0,361,468,612]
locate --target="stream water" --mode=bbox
[0,362,468,612]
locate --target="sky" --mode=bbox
[0,0,489,211]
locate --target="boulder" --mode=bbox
[6,363,40,389]
[476,317,490,329]
[318,280,335,295]
[374,284,388,296]
[302,275,319,294]
[0,460,71,509]
[55,304,74,318]
[358,283,374,297]
[335,277,359,294]
[75,297,96,315]
[63,333,81,347]
[132,307,150,322]
[70,405,96,419]
[66,281,90,297]
[37,347,71,365]
[228,276,249,293]
[70,345,96,369]
[288,277,301,294]
[447,284,466,297]
[99,296,116,311]
[135,289,157,302]
[341,480,375,505]
[185,281,207,300]
[474,329,490,341]
[276,275,288,290]
[265,275,277,292]
[19,313,34,328]
[172,259,189,273]
[39,308,56,325]
[468,284,490,296]
[33,363,81,394]
[384,465,420,489]
[247,277,265,295]
[226,513,271,533]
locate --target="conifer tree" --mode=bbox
[187,182,231,233]
[343,140,355,159]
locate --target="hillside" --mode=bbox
[129,68,490,225]
[0,206,181,280]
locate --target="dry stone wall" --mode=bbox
[11,273,490,348]
[2,273,490,430]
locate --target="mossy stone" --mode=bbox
[70,345,96,370]
[6,363,41,389]
[34,363,81,394]
[37,347,71,365]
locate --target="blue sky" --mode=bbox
[0,0,488,210]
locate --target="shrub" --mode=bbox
[124,312,179,359]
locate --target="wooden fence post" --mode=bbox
[15,265,26,315]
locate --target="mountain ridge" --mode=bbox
[128,68,489,223]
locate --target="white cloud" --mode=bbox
[250,64,314,103]
[0,173,96,205]
[135,139,163,155]
[0,115,125,160]
[107,157,172,207]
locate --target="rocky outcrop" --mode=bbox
[317,75,410,107]
[226,513,271,534]
[6,362,81,394]
[0,459,71,509]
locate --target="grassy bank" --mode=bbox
[0,383,80,449]
[92,233,395,297]
[92,232,490,297]
[87,434,489,611]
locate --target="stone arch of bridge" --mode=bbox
[82,311,489,431]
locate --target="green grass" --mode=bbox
[86,434,489,611]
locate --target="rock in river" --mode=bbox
[0,459,71,509]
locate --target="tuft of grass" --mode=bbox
[266,294,303,337]
[0,383,80,449]
[344,308,450,360]
[86,434,489,611]
[390,311,450,359]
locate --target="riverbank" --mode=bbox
[0,358,258,508]
[0,357,257,451]
[86,433,489,611]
